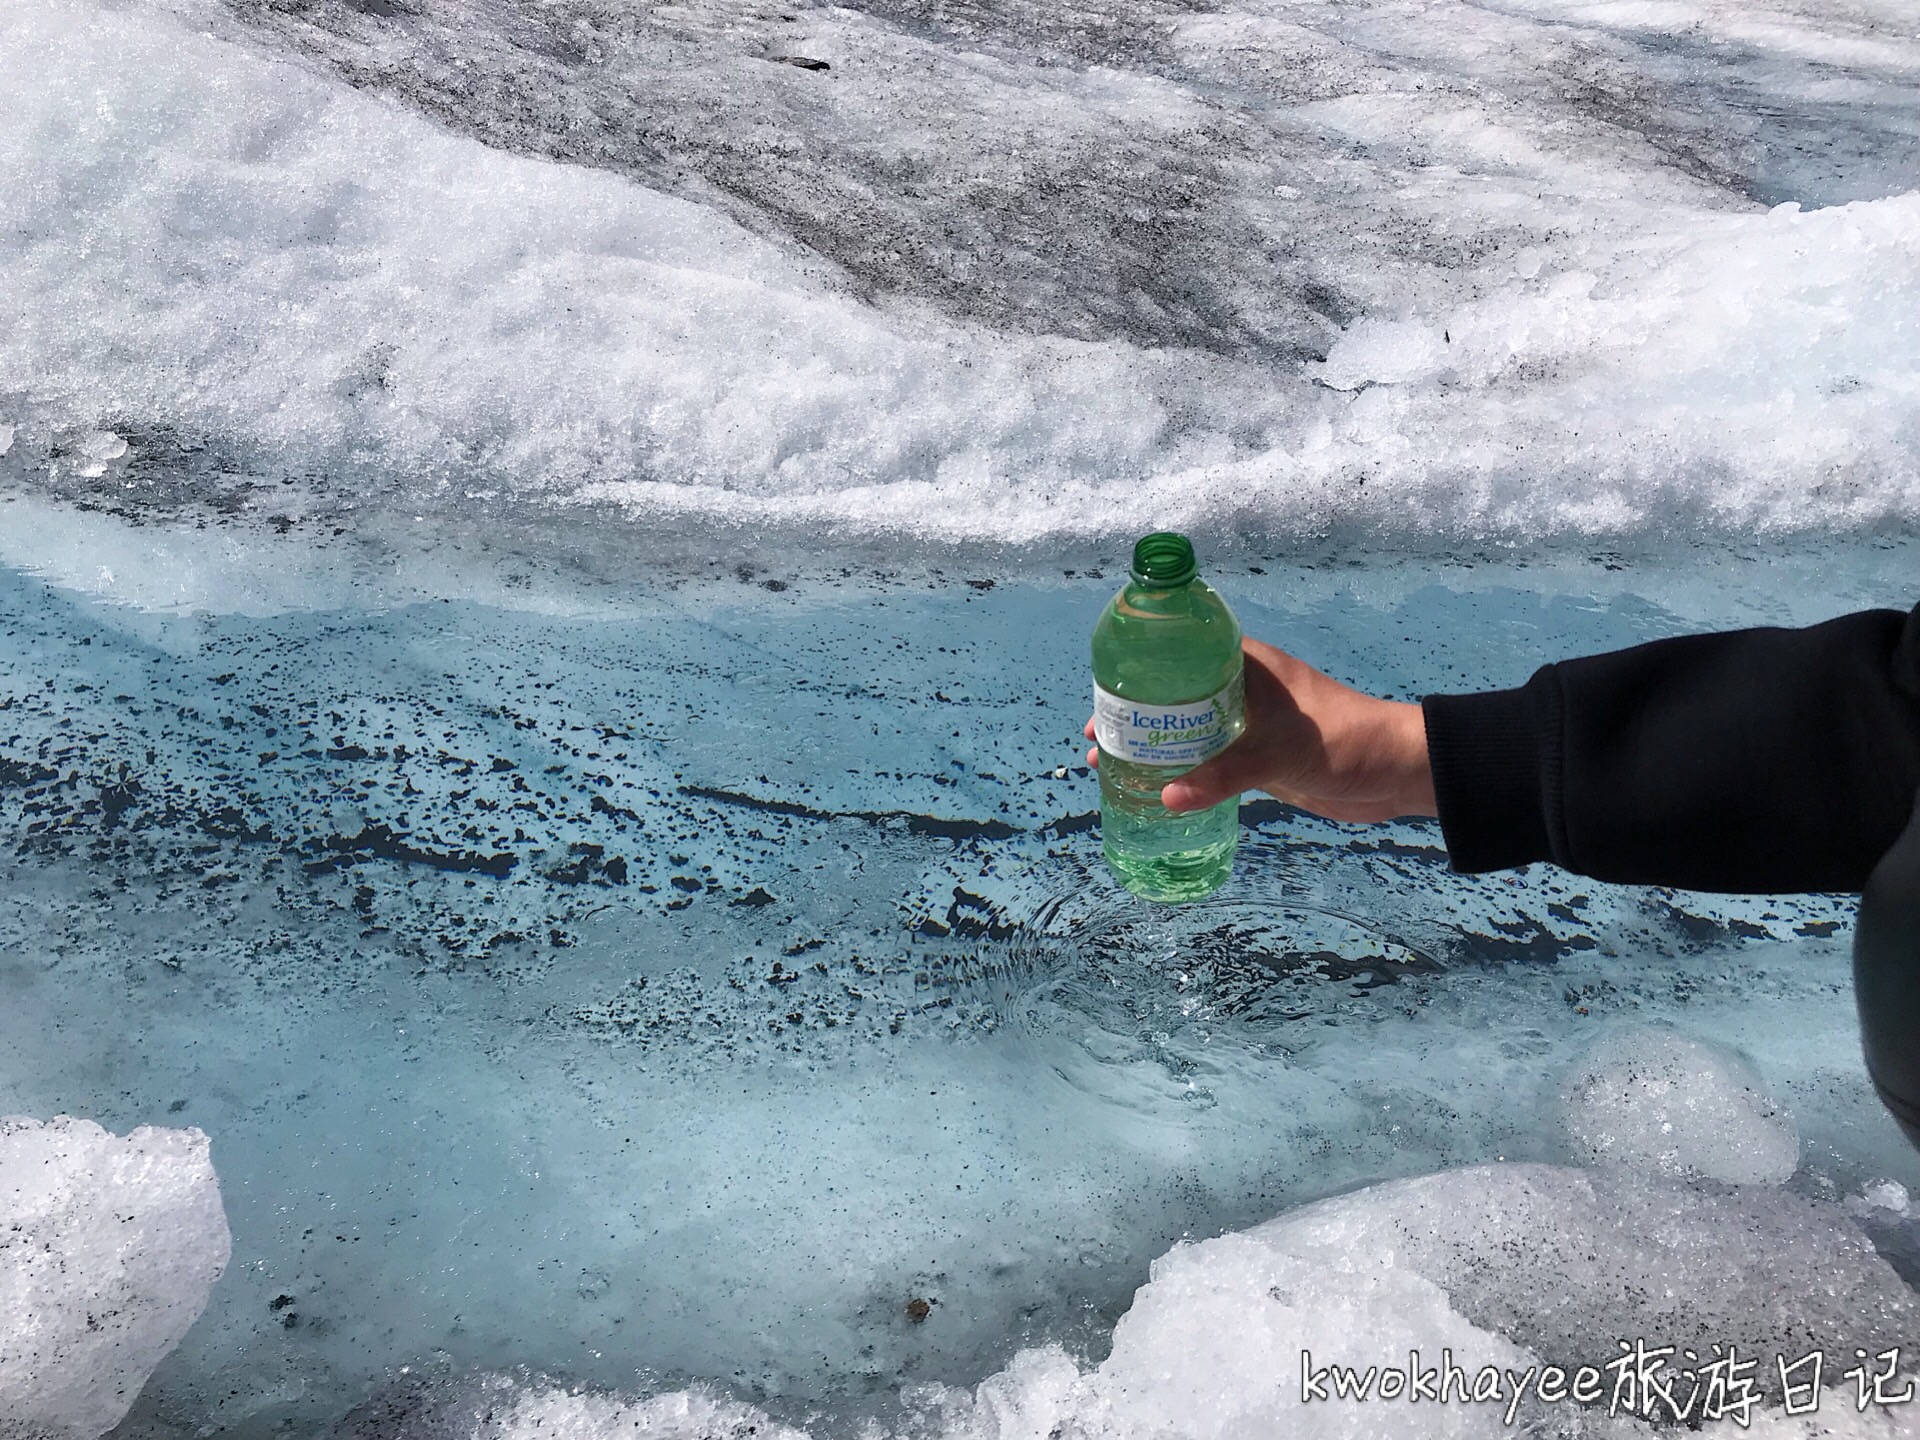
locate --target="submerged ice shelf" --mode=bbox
[1,533,1918,1435]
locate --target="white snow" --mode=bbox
[0,1115,232,1440]
[1,0,1917,545]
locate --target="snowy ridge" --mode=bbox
[1,0,1918,546]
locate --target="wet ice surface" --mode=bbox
[2,527,1918,1436]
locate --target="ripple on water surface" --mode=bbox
[0,541,1913,1434]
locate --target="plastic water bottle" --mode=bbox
[1092,533,1245,902]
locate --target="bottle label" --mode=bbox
[1093,675,1243,767]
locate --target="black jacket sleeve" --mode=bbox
[1420,601,1920,894]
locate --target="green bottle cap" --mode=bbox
[1130,532,1197,588]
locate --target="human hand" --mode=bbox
[1083,637,1437,823]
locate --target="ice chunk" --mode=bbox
[1313,319,1452,391]
[332,1371,818,1440]
[445,1161,1917,1438]
[76,430,127,463]
[1560,1025,1799,1184]
[1368,1166,1912,1399]
[1040,1196,1538,1439]
[0,1115,231,1440]
[1855,1179,1913,1215]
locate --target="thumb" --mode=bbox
[1161,737,1266,811]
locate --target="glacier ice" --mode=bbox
[3,540,1917,1433]
[1,0,1918,545]
[0,1116,231,1440]
[1,0,1919,1431]
[335,1156,1920,1438]
[1560,1025,1800,1185]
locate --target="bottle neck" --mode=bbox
[1118,575,1204,617]
[1128,573,1195,593]
[1130,533,1197,588]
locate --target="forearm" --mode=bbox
[1367,699,1439,819]
[1422,604,1920,894]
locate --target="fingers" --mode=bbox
[1161,737,1271,811]
[1159,649,1302,811]
[1078,636,1424,824]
